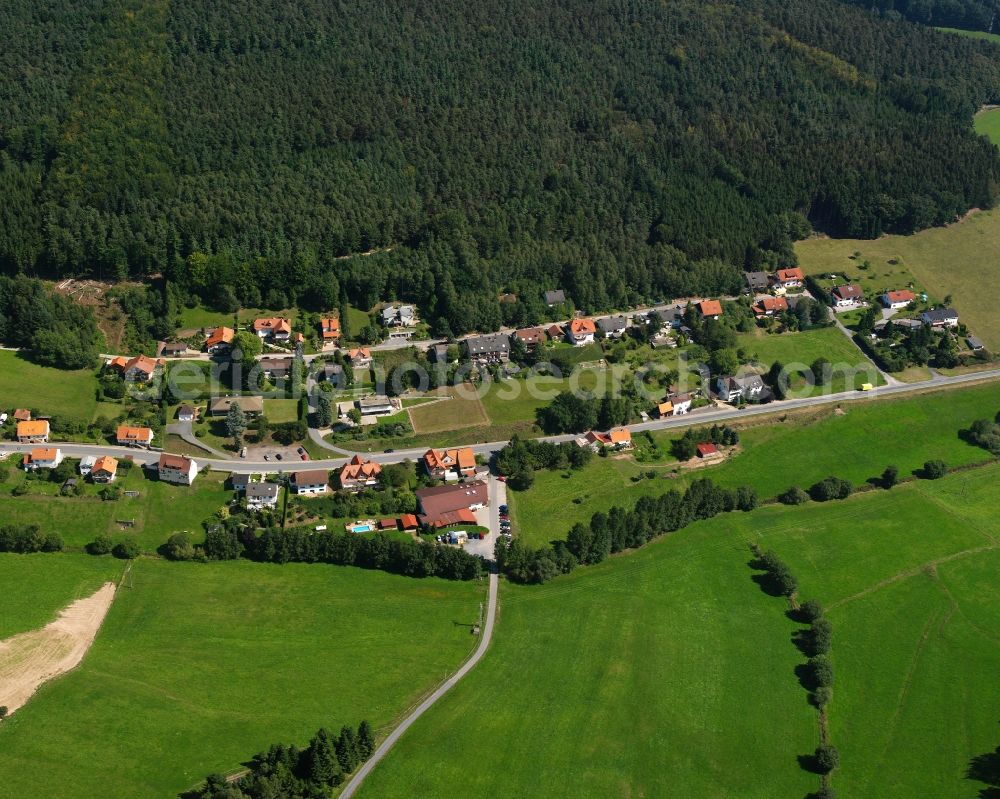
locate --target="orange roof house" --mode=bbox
[339,455,382,489]
[569,318,596,335]
[399,514,419,531]
[107,356,128,371]
[91,455,118,482]
[16,420,49,442]
[13,409,31,422]
[697,300,723,319]
[252,317,292,338]
[580,428,633,450]
[205,326,235,350]
[753,296,789,317]
[423,447,477,479]
[320,317,341,341]
[116,425,154,447]
[773,268,805,287]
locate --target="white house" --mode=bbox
[920,308,959,328]
[246,481,280,509]
[881,290,916,310]
[290,469,329,495]
[79,455,97,475]
[597,316,628,339]
[23,447,63,470]
[717,374,765,403]
[566,318,597,345]
[157,453,198,485]
[831,284,864,307]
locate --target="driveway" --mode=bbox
[465,475,507,559]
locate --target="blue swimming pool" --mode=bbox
[351,524,372,533]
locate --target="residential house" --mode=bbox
[259,357,294,380]
[290,469,330,495]
[597,316,628,339]
[831,284,864,307]
[177,405,198,422]
[246,482,280,509]
[920,308,959,328]
[23,447,63,470]
[339,455,382,491]
[90,456,118,483]
[205,326,235,354]
[347,348,373,369]
[157,453,198,485]
[696,442,721,460]
[399,514,419,531]
[891,318,923,332]
[745,271,771,294]
[716,374,765,403]
[881,290,917,310]
[752,296,788,317]
[207,396,264,417]
[116,425,154,448]
[697,300,723,321]
[464,333,511,362]
[320,317,341,343]
[16,420,49,443]
[772,268,805,289]
[121,355,164,382]
[13,409,31,422]
[358,395,394,416]
[657,392,692,417]
[252,317,292,341]
[545,323,565,340]
[381,305,416,327]
[230,472,252,492]
[157,341,188,357]
[578,428,633,451]
[967,336,986,352]
[415,480,489,527]
[654,307,685,329]
[423,447,477,481]
[544,289,566,306]
[319,363,344,383]
[512,327,546,351]
[79,455,96,475]
[566,318,597,345]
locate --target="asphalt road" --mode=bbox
[3,368,1000,472]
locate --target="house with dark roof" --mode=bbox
[208,396,264,417]
[246,481,280,509]
[544,289,566,306]
[290,469,330,495]
[831,284,864,307]
[920,308,959,328]
[415,481,489,526]
[597,316,628,338]
[967,335,986,352]
[716,374,765,403]
[744,271,771,294]
[464,333,510,362]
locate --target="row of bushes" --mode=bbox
[193,721,375,799]
[0,524,63,553]
[496,478,758,584]
[671,424,739,461]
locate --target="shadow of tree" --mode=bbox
[747,557,786,597]
[968,742,1000,798]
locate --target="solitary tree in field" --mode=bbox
[881,465,899,489]
[226,402,247,447]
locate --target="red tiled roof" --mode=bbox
[321,317,341,339]
[291,469,329,485]
[698,300,723,317]
[205,326,234,348]
[753,296,788,315]
[17,420,49,437]
[696,442,719,457]
[776,268,804,282]
[158,453,194,470]
[832,284,863,301]
[424,447,475,472]
[13,409,31,421]
[885,289,916,304]
[569,318,596,335]
[117,425,153,443]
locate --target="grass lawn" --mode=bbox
[263,398,300,423]
[796,208,1000,349]
[974,106,1000,145]
[936,26,1000,46]
[356,518,817,799]
[0,557,484,799]
[735,326,884,392]
[408,388,488,434]
[755,467,1000,798]
[0,553,123,639]
[509,381,1000,546]
[0,351,98,422]
[91,400,127,422]
[343,304,371,338]
[0,467,232,551]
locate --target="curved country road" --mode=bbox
[339,568,499,798]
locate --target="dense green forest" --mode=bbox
[2,0,1000,335]
[836,0,1000,33]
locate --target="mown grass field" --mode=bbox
[974,107,1000,144]
[0,558,484,799]
[0,351,98,422]
[796,208,1000,349]
[407,388,489,434]
[0,465,231,551]
[757,466,1000,798]
[356,518,817,799]
[510,381,1000,547]
[0,554,122,639]
[936,26,1000,45]
[263,398,300,423]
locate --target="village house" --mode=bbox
[464,332,511,363]
[657,392,693,417]
[259,357,294,380]
[423,447,477,481]
[157,341,188,357]
[290,469,330,495]
[881,290,917,310]
[545,323,565,340]
[716,374,765,403]
[252,317,292,341]
[415,480,489,528]
[157,453,198,485]
[578,428,633,451]
[116,355,164,382]
[207,396,264,417]
[204,326,235,354]
[320,317,341,343]
[339,455,382,491]
[752,296,788,317]
[512,326,546,351]
[358,395,395,417]
[23,447,63,470]
[13,408,31,422]
[246,481,280,509]
[920,308,959,328]
[744,271,771,294]
[544,289,566,307]
[79,455,96,476]
[597,316,628,339]
[567,318,597,345]
[696,442,722,460]
[381,305,416,327]
[90,456,118,483]
[347,348,373,369]
[772,268,805,290]
[177,405,198,422]
[654,307,685,329]
[831,284,864,307]
[116,425,155,448]
[16,419,50,443]
[697,300,723,321]
[230,472,252,492]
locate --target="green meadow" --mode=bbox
[0,350,98,422]
[510,381,1000,547]
[0,553,122,638]
[0,558,484,799]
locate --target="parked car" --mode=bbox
[275,453,283,461]
[499,505,508,513]
[263,454,271,461]
[240,447,247,459]
[296,447,306,455]
[300,453,309,461]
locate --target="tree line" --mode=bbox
[2,0,1000,338]
[496,478,758,584]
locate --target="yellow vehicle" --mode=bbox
[860,383,874,392]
